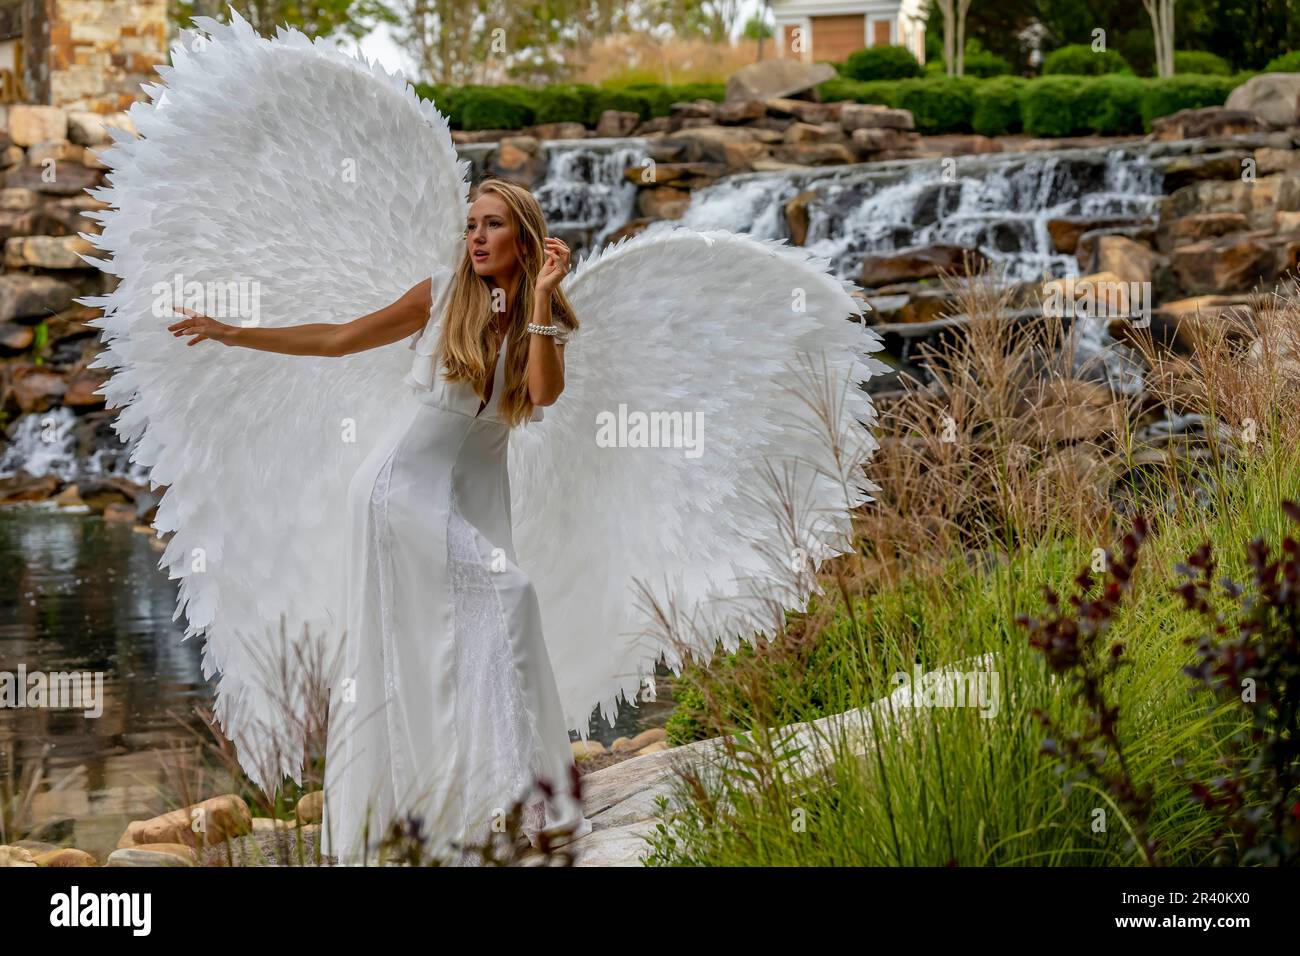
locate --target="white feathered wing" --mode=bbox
[76,10,469,796]
[509,226,888,737]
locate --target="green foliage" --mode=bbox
[893,76,978,133]
[1043,43,1133,76]
[971,76,1026,135]
[460,85,535,131]
[1139,75,1242,127]
[962,49,1013,78]
[842,45,924,81]
[1174,50,1232,75]
[1080,74,1145,135]
[1020,76,1089,136]
[1263,50,1300,72]
[586,87,656,124]
[532,84,588,125]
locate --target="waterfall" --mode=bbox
[533,139,651,256]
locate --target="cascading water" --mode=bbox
[533,139,651,254]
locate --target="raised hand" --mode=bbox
[535,237,570,298]
[168,306,236,346]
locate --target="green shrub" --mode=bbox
[1139,75,1241,128]
[842,44,923,81]
[1042,43,1132,76]
[1080,74,1144,134]
[893,76,977,133]
[586,87,656,124]
[460,85,536,130]
[532,84,587,124]
[1173,50,1231,75]
[1263,50,1300,72]
[963,49,1013,78]
[416,83,471,128]
[971,76,1025,135]
[1020,76,1087,136]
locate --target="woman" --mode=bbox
[167,177,594,864]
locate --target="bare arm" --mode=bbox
[526,290,565,406]
[167,278,434,357]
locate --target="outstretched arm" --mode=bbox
[167,278,433,357]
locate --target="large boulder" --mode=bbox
[1151,107,1270,141]
[860,244,989,288]
[726,59,837,103]
[1225,73,1300,128]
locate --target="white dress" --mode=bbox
[321,273,591,866]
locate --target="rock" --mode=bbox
[4,235,97,269]
[1278,210,1300,231]
[1171,229,1280,294]
[1256,147,1300,176]
[839,103,915,131]
[3,161,101,196]
[715,99,765,124]
[8,105,67,146]
[116,794,253,850]
[0,845,38,866]
[1096,235,1156,285]
[71,479,136,513]
[527,122,586,141]
[0,320,33,351]
[1225,73,1300,128]
[0,273,78,322]
[1160,175,1300,230]
[784,190,817,246]
[295,790,323,825]
[35,196,106,237]
[33,847,97,867]
[860,244,988,288]
[850,127,922,157]
[1151,106,1270,142]
[668,125,763,165]
[602,218,654,247]
[53,484,87,509]
[26,140,86,166]
[1156,150,1251,192]
[631,116,673,136]
[0,474,59,503]
[10,367,67,412]
[106,846,197,867]
[572,740,605,760]
[1158,211,1248,250]
[636,186,690,220]
[764,97,831,124]
[636,741,669,755]
[595,110,639,137]
[726,59,836,103]
[628,728,667,749]
[782,121,844,144]
[625,161,725,189]
[0,187,40,209]
[917,134,1000,155]
[66,111,115,146]
[1047,216,1150,255]
[486,136,541,186]
[1075,225,1160,273]
[102,502,135,523]
[772,142,853,166]
[1147,295,1255,351]
[670,99,719,123]
[251,817,297,832]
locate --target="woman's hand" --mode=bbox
[168,306,237,347]
[535,237,570,298]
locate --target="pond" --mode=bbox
[0,506,671,860]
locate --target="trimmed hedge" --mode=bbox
[842,45,923,81]
[1174,50,1231,75]
[972,76,1027,136]
[1042,43,1133,76]
[1263,51,1300,72]
[416,71,1245,138]
[963,49,1013,78]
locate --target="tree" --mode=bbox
[173,0,393,44]
[1143,0,1177,76]
[933,0,976,76]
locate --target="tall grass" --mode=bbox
[645,278,1300,866]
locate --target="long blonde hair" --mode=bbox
[436,177,579,427]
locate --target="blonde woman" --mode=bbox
[91,14,883,868]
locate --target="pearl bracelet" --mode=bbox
[526,322,559,336]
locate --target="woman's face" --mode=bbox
[466,193,519,282]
